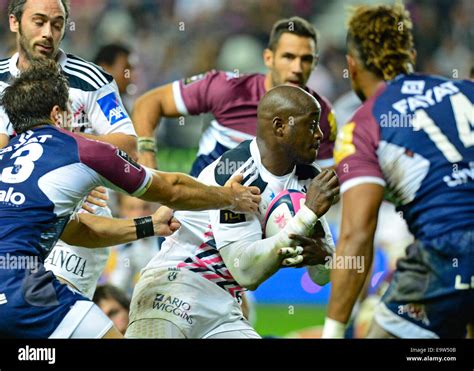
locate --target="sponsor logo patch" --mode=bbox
[0,187,26,206]
[153,293,193,325]
[117,149,141,171]
[97,92,128,125]
[183,73,205,86]
[220,210,246,224]
[168,267,180,281]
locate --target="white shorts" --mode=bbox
[127,267,255,338]
[49,300,113,339]
[44,205,112,299]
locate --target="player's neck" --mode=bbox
[360,75,385,101]
[264,73,273,91]
[257,138,295,176]
[16,49,60,73]
[17,50,31,72]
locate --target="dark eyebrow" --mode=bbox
[32,13,65,21]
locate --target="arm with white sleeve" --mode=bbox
[0,105,12,148]
[81,80,137,157]
[218,204,319,290]
[216,170,339,291]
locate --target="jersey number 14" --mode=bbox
[412,93,473,163]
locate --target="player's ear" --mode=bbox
[50,105,63,128]
[263,48,274,69]
[272,116,285,137]
[346,54,358,79]
[410,48,417,65]
[9,15,19,33]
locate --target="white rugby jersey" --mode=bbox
[145,139,334,300]
[0,50,136,137]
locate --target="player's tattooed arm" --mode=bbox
[80,132,138,161]
[61,206,181,248]
[0,133,8,149]
[140,172,261,213]
[133,83,180,169]
[323,183,383,337]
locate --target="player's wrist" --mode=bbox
[322,317,346,338]
[225,186,238,211]
[137,137,157,153]
[295,204,318,229]
[134,216,155,239]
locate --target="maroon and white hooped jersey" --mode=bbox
[172,71,338,168]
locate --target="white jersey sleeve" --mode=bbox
[62,53,136,137]
[0,110,11,136]
[0,84,13,137]
[209,209,262,250]
[74,81,136,136]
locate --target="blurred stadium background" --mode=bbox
[1,0,472,337]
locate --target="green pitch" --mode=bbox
[156,147,197,173]
[254,304,327,338]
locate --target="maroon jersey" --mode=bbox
[172,71,337,175]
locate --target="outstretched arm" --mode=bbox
[323,183,383,338]
[141,172,261,213]
[61,206,180,248]
[80,132,137,160]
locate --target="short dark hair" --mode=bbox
[8,0,71,22]
[0,59,69,134]
[94,44,131,67]
[93,284,130,312]
[268,16,318,53]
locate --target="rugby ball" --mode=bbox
[263,190,306,237]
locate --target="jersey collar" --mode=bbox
[9,49,68,77]
[250,139,297,181]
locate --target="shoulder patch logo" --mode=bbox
[97,92,128,125]
[116,149,141,171]
[183,74,206,86]
[334,122,356,165]
[220,210,246,224]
